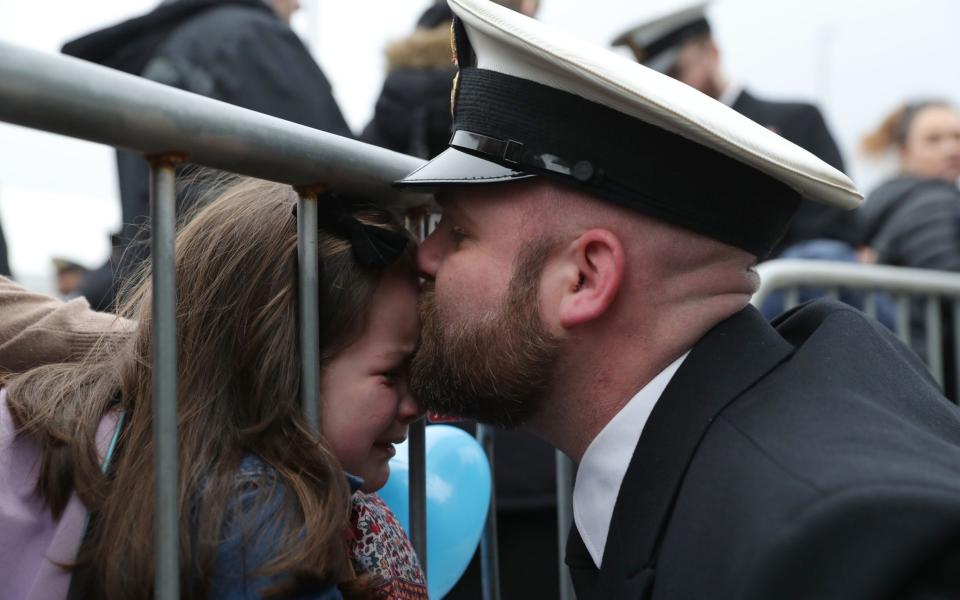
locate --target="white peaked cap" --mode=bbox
[396,0,862,257]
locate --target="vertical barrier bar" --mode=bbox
[556,451,576,600]
[476,424,501,600]
[954,300,960,403]
[825,287,840,300]
[784,287,800,310]
[405,209,430,579]
[149,156,181,600]
[895,294,911,345]
[926,296,944,386]
[408,418,427,575]
[863,291,877,320]
[297,189,322,431]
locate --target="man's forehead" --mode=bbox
[436,180,547,212]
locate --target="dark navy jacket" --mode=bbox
[568,300,960,599]
[212,456,362,600]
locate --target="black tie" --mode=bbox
[565,523,600,600]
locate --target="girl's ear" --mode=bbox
[556,229,625,329]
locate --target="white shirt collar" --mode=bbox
[572,352,689,567]
[719,82,744,108]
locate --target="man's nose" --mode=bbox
[417,230,443,279]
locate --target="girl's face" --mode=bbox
[319,266,421,492]
[901,105,960,182]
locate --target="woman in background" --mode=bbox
[858,101,960,397]
[859,100,960,270]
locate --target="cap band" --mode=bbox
[451,67,800,257]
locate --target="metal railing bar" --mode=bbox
[0,41,426,209]
[863,292,877,320]
[825,287,839,300]
[150,157,181,600]
[476,424,501,600]
[297,190,322,431]
[926,296,944,386]
[403,211,430,582]
[408,419,427,578]
[753,260,960,308]
[895,294,911,346]
[556,451,576,600]
[784,287,800,310]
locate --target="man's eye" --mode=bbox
[451,226,468,242]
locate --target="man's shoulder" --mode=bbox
[717,300,960,493]
[654,306,960,596]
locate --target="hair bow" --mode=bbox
[292,195,409,268]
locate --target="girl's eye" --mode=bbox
[381,369,402,385]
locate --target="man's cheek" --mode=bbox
[439,257,511,315]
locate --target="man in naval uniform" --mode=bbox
[612,2,858,255]
[398,0,960,598]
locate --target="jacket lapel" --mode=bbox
[592,306,794,598]
[565,522,600,599]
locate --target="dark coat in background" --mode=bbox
[859,175,960,390]
[567,300,960,599]
[63,0,352,309]
[360,24,456,159]
[860,175,960,272]
[731,90,858,254]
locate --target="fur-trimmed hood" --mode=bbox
[385,24,455,72]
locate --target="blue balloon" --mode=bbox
[378,425,492,599]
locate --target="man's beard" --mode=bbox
[410,240,562,428]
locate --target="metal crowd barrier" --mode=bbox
[753,259,960,398]
[0,40,444,598]
[0,37,584,600]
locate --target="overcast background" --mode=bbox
[1,0,958,291]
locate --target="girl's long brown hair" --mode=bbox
[5,178,412,599]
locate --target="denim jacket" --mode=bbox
[210,456,363,600]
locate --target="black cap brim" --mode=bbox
[394,147,536,191]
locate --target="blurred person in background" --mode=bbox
[69,233,126,311]
[859,101,960,271]
[362,0,539,160]
[62,0,352,311]
[613,1,858,256]
[360,3,458,159]
[51,258,88,298]
[859,100,960,399]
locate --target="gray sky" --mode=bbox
[1,0,958,289]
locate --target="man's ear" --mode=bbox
[557,229,625,329]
